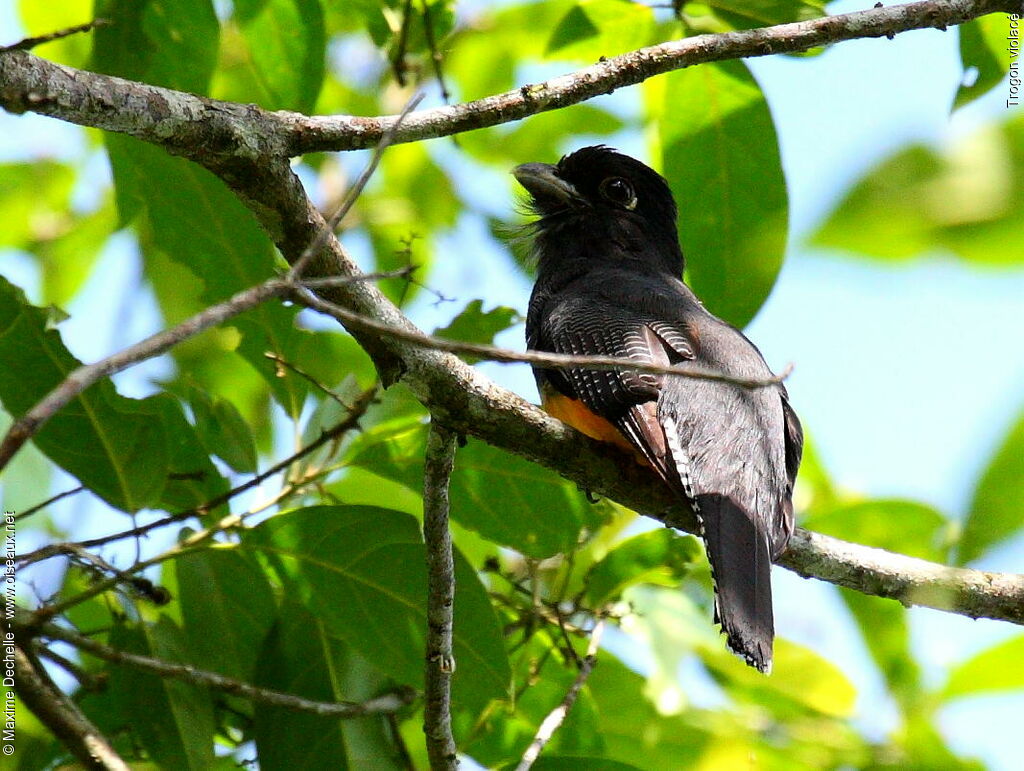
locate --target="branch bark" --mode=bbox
[11,645,130,770]
[423,422,459,770]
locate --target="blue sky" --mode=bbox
[3,1,1023,767]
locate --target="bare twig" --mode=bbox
[0,280,290,473]
[516,621,605,771]
[293,287,793,388]
[11,645,130,770]
[16,613,416,717]
[15,484,85,521]
[421,0,452,103]
[390,0,415,87]
[0,19,108,53]
[17,386,377,569]
[423,421,458,770]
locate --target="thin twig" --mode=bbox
[390,0,415,87]
[287,93,424,279]
[293,286,793,388]
[516,621,605,771]
[15,484,85,521]
[0,19,108,53]
[11,645,130,771]
[17,386,377,568]
[421,0,452,103]
[16,613,416,717]
[423,421,458,770]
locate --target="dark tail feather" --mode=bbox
[697,493,775,674]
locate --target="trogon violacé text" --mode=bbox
[515,146,803,673]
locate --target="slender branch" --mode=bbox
[0,280,290,473]
[11,645,130,770]
[18,385,377,569]
[0,19,108,53]
[1,0,1014,159]
[15,613,416,717]
[292,287,793,388]
[516,621,605,771]
[423,421,458,770]
[15,484,85,521]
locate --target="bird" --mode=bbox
[514,146,803,673]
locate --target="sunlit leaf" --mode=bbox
[959,408,1024,564]
[802,499,951,563]
[954,15,1014,110]
[17,0,95,67]
[585,529,702,606]
[658,59,788,327]
[940,634,1024,700]
[812,116,1024,265]
[0,276,169,512]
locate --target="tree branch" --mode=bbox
[11,645,130,770]
[14,613,416,718]
[423,421,458,770]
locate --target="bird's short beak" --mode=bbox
[512,163,582,207]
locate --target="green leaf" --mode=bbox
[0,276,170,512]
[93,0,220,94]
[802,499,951,562]
[253,600,410,770]
[173,546,277,680]
[812,115,1024,265]
[544,1,655,61]
[17,0,95,68]
[107,618,216,769]
[701,0,826,30]
[152,394,231,513]
[0,162,76,250]
[36,200,118,307]
[219,0,325,112]
[188,386,258,473]
[348,421,605,558]
[533,760,642,771]
[954,15,1015,110]
[245,505,511,713]
[585,529,702,606]
[433,299,521,361]
[658,59,788,327]
[940,634,1024,700]
[959,408,1024,564]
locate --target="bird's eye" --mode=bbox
[599,177,637,210]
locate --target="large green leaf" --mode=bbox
[699,0,826,30]
[959,408,1024,564]
[954,15,1015,110]
[802,499,951,563]
[0,162,75,250]
[245,505,511,713]
[940,634,1024,700]
[93,0,219,94]
[812,115,1024,265]
[658,58,788,327]
[106,618,217,769]
[348,420,606,558]
[252,600,410,770]
[172,546,277,680]
[217,0,325,112]
[17,0,95,68]
[0,276,169,512]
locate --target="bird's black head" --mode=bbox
[513,146,683,278]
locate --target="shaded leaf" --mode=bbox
[173,546,277,680]
[702,0,826,30]
[658,59,788,327]
[960,408,1024,564]
[348,421,605,558]
[107,618,216,769]
[253,600,409,770]
[188,386,258,473]
[245,505,511,713]
[433,299,521,362]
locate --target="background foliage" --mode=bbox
[2,0,1023,768]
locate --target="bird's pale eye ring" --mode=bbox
[598,177,637,210]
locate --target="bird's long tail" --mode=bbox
[697,493,775,673]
